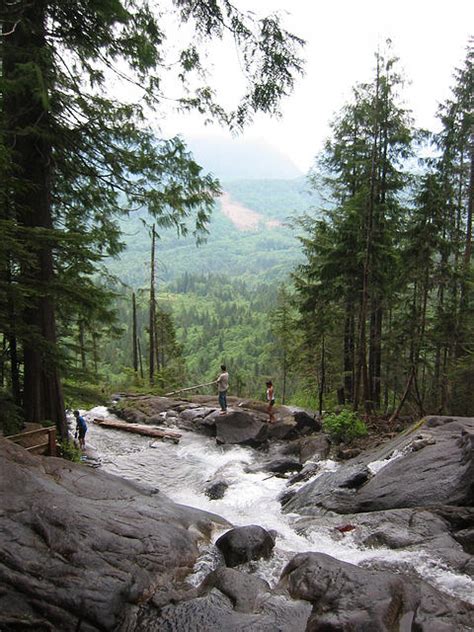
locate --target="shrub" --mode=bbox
[323,410,368,444]
[59,440,82,463]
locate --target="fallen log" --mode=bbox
[165,380,216,396]
[93,418,181,443]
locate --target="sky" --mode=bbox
[160,0,473,173]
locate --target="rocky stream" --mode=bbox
[1,395,473,631]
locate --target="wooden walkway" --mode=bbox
[6,426,57,456]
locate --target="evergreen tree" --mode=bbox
[269,285,298,404]
[294,43,414,415]
[432,42,473,413]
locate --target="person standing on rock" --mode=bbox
[266,380,276,423]
[216,365,229,414]
[73,410,87,450]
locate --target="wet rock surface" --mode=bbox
[215,525,275,567]
[198,567,271,612]
[298,435,331,463]
[283,416,474,515]
[293,506,474,578]
[2,410,474,631]
[215,410,269,447]
[280,552,474,631]
[109,395,323,448]
[0,438,227,632]
[138,587,312,632]
[205,479,229,500]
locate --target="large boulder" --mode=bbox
[299,435,331,463]
[284,416,474,515]
[110,395,320,448]
[293,410,322,434]
[205,479,229,500]
[280,552,474,631]
[246,458,303,476]
[110,395,184,423]
[215,525,275,567]
[215,411,268,447]
[145,586,312,632]
[177,408,219,436]
[198,567,270,612]
[0,438,227,631]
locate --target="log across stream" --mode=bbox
[93,417,181,443]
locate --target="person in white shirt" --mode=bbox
[216,365,229,414]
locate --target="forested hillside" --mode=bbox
[100,176,319,398]
[109,176,319,287]
[99,275,280,400]
[0,0,305,436]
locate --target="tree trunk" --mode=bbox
[149,225,156,385]
[0,336,5,389]
[132,292,138,373]
[79,320,87,371]
[137,337,144,380]
[92,333,99,379]
[154,313,162,373]
[389,365,415,424]
[282,348,287,405]
[318,335,325,416]
[343,299,354,403]
[4,1,67,437]
[354,57,380,416]
[7,269,21,407]
[457,130,473,353]
[368,302,382,409]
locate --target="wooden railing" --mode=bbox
[6,426,57,457]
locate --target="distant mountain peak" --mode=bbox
[185,135,302,180]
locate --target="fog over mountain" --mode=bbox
[186,135,303,181]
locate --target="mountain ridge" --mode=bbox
[186,135,303,181]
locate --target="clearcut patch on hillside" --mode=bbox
[220,191,282,231]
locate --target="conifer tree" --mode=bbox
[295,43,414,415]
[269,285,298,404]
[432,42,473,413]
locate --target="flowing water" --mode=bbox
[82,406,474,605]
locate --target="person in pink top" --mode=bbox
[266,380,275,423]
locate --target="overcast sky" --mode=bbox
[160,0,473,173]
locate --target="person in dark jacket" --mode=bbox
[73,410,87,449]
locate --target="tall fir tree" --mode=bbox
[294,43,414,415]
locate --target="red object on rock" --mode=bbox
[335,524,356,533]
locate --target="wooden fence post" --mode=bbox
[48,427,57,456]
